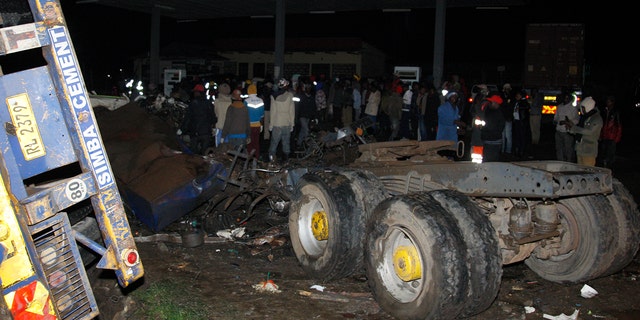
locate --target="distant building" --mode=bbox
[132,37,386,84]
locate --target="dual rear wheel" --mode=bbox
[289,170,501,319]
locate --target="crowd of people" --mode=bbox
[172,73,623,168]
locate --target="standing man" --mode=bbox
[315,81,327,123]
[364,82,381,134]
[328,78,344,128]
[222,89,251,149]
[598,95,622,168]
[554,94,579,162]
[296,83,317,151]
[512,90,531,158]
[352,81,362,121]
[399,82,413,139]
[469,89,491,162]
[425,84,440,140]
[481,95,506,162]
[436,91,464,142]
[261,81,273,141]
[529,88,543,145]
[564,96,603,166]
[181,84,214,155]
[214,83,232,147]
[245,84,264,159]
[341,80,354,128]
[416,84,428,141]
[269,78,296,163]
[381,85,404,141]
[409,82,420,139]
[500,83,514,155]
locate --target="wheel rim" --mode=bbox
[547,203,581,261]
[311,210,329,241]
[379,226,425,302]
[297,187,328,257]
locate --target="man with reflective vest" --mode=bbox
[469,85,490,163]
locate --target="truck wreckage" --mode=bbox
[94,100,639,320]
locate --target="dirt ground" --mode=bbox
[87,107,640,320]
[90,241,640,320]
[84,149,640,320]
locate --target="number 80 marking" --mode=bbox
[65,178,87,203]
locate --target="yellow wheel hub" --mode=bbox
[393,245,422,281]
[311,210,329,241]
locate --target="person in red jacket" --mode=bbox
[598,95,622,168]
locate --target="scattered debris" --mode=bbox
[253,273,281,293]
[216,227,246,240]
[298,290,350,303]
[298,289,373,303]
[252,280,281,293]
[580,284,598,298]
[181,229,204,247]
[134,233,226,244]
[249,237,287,257]
[524,306,535,314]
[310,285,326,292]
[542,309,579,320]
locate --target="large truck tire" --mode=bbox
[365,193,468,320]
[289,169,386,281]
[525,194,618,282]
[429,189,502,317]
[600,178,640,276]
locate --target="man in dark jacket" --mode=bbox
[481,95,506,162]
[222,89,251,149]
[296,83,317,150]
[182,84,214,155]
[512,90,531,158]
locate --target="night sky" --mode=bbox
[56,1,635,105]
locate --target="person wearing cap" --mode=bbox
[481,95,506,162]
[181,83,214,155]
[564,96,603,166]
[214,82,232,147]
[221,89,251,149]
[245,84,264,159]
[436,91,465,142]
[268,78,296,163]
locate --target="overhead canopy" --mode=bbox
[74,0,527,87]
[76,0,526,20]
